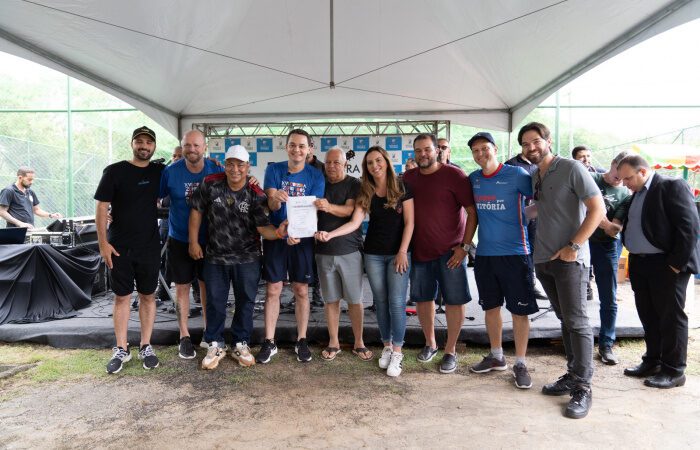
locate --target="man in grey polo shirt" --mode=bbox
[0,166,62,228]
[313,148,371,361]
[519,122,604,419]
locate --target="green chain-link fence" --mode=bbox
[0,110,178,228]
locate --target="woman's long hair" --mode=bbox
[356,146,404,213]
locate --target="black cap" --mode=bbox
[132,126,156,142]
[468,131,495,148]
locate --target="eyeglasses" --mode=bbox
[437,145,449,150]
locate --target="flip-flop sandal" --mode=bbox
[321,347,341,361]
[352,347,374,361]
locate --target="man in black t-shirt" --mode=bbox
[312,148,371,361]
[95,126,163,374]
[189,145,288,370]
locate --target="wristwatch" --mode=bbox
[460,242,471,252]
[568,241,581,251]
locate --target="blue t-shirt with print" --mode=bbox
[159,159,223,243]
[263,162,325,227]
[469,163,532,256]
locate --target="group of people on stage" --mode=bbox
[94,122,699,420]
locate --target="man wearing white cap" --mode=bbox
[189,145,289,370]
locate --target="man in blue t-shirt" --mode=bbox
[466,132,539,390]
[159,129,223,359]
[256,129,325,364]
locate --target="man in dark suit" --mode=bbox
[618,154,700,389]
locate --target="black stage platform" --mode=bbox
[0,269,652,349]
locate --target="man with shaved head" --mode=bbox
[159,129,223,359]
[312,147,369,361]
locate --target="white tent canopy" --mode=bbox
[1,0,699,136]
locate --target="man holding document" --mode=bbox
[257,129,325,364]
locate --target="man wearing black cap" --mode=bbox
[95,126,164,374]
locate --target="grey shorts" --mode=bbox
[315,251,364,304]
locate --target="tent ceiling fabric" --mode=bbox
[1,0,699,135]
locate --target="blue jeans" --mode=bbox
[203,260,261,347]
[590,240,619,347]
[364,253,410,348]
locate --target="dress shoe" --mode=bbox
[565,387,592,419]
[624,361,661,378]
[644,373,686,389]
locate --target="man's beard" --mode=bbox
[133,148,154,161]
[417,156,436,168]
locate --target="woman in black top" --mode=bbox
[317,146,414,377]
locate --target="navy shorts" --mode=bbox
[474,254,539,316]
[262,237,314,284]
[410,250,471,305]
[168,238,204,284]
[110,245,160,296]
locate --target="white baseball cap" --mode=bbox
[225,145,249,162]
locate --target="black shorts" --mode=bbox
[110,245,160,296]
[474,254,539,316]
[262,237,314,283]
[168,238,205,284]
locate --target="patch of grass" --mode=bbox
[0,343,183,383]
[227,368,257,386]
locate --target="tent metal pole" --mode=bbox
[66,76,74,217]
[330,0,335,88]
[555,91,560,156]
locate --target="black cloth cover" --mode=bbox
[0,244,100,324]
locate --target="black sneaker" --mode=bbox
[542,373,575,396]
[178,336,196,360]
[256,339,278,364]
[417,346,438,363]
[599,345,619,365]
[295,338,312,363]
[138,344,159,370]
[470,354,507,373]
[106,345,131,374]
[439,353,457,374]
[565,387,593,419]
[513,363,532,389]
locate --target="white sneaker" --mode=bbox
[201,342,226,370]
[387,352,404,377]
[378,346,393,369]
[232,342,256,367]
[199,340,209,349]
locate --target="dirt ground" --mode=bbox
[2,332,700,450]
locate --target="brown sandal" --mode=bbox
[352,347,373,361]
[321,347,341,361]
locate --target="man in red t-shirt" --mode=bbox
[403,134,477,374]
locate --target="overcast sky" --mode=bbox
[540,18,700,142]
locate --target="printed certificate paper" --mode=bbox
[287,196,318,238]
